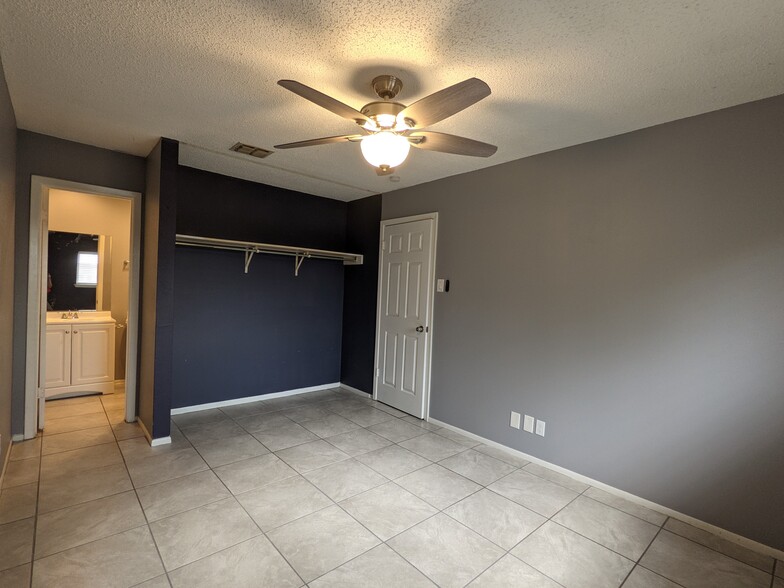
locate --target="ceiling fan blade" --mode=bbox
[278,80,370,125]
[398,78,491,128]
[408,131,497,157]
[273,134,364,149]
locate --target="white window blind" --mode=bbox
[75,251,98,287]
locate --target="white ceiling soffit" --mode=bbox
[1,1,783,202]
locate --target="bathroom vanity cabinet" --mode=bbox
[45,312,116,398]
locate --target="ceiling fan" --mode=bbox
[273,75,497,175]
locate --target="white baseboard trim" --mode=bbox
[428,417,784,561]
[150,436,172,447]
[338,383,372,398]
[170,382,341,416]
[136,417,171,447]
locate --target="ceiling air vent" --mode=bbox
[230,142,273,158]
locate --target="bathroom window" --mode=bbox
[75,251,98,287]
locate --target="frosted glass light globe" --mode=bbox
[360,132,410,168]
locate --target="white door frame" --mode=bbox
[372,212,439,421]
[24,176,142,439]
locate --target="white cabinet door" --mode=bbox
[71,323,115,385]
[45,325,71,388]
[376,218,435,418]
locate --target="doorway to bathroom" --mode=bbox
[23,177,142,439]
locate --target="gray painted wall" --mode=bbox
[12,131,145,435]
[0,56,17,465]
[382,94,784,550]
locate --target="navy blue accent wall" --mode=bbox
[139,138,178,439]
[177,166,347,249]
[172,165,348,408]
[172,249,344,407]
[340,194,381,394]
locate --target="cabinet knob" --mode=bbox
[73,330,78,334]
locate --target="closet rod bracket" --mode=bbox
[294,253,310,277]
[244,249,258,274]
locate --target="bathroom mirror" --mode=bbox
[47,231,112,311]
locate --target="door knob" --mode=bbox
[416,325,425,333]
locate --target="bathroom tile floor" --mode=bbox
[1,388,780,587]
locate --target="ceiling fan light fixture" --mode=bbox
[375,113,397,128]
[275,76,496,173]
[360,131,410,168]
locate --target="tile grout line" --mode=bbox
[425,441,666,587]
[184,426,308,587]
[657,518,777,576]
[106,394,171,587]
[12,396,556,579]
[303,419,512,585]
[19,392,457,586]
[147,392,779,585]
[625,523,691,588]
[432,420,784,570]
[20,397,165,581]
[26,394,143,581]
[27,427,44,588]
[26,389,775,587]
[213,390,448,584]
[485,478,590,588]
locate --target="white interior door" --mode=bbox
[375,216,437,418]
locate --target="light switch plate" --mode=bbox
[523,415,535,433]
[510,411,521,429]
[535,419,546,436]
[436,279,446,293]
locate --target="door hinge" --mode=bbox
[375,368,381,377]
[381,241,386,251]
[36,388,45,399]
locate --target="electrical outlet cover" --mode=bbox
[535,420,546,436]
[523,415,535,433]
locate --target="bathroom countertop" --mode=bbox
[46,311,117,325]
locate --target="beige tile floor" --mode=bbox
[0,387,781,587]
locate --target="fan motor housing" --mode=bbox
[371,75,403,100]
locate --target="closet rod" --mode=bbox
[175,234,363,275]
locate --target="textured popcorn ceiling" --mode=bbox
[1,1,783,201]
